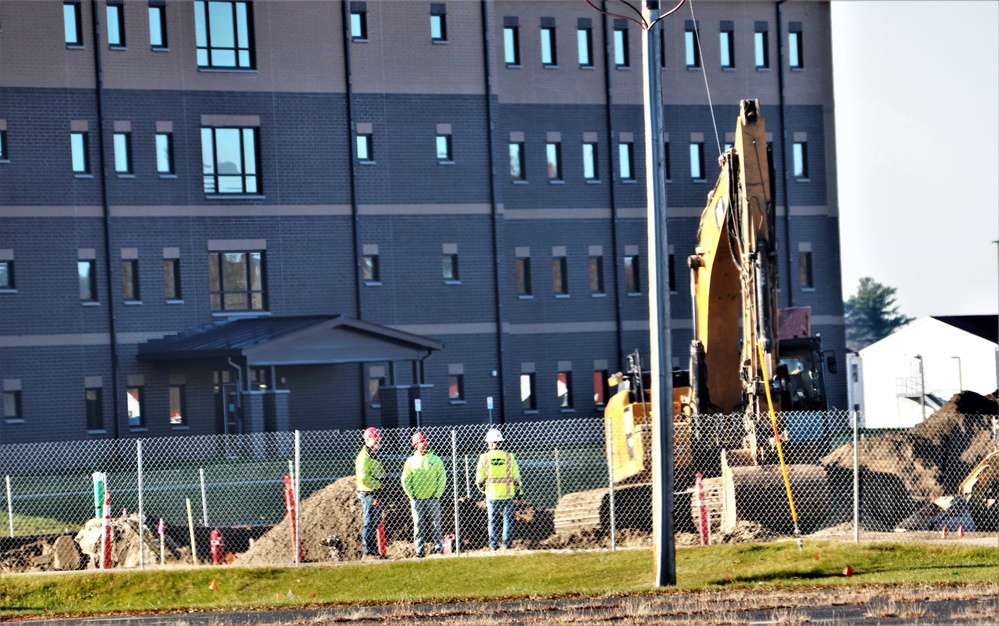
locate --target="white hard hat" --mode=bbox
[485,428,504,443]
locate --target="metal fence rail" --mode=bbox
[1,410,996,569]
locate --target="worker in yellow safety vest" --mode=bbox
[355,426,386,558]
[475,428,522,550]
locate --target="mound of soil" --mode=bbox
[822,390,998,531]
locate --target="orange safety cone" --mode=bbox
[208,579,219,592]
[100,491,113,569]
[376,517,387,557]
[843,565,854,577]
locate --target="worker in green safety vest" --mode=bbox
[475,428,522,550]
[355,426,386,558]
[401,431,447,557]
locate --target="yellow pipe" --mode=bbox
[757,340,800,531]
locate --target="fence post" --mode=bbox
[5,475,13,538]
[137,439,145,570]
[853,410,859,544]
[186,497,198,565]
[606,417,616,551]
[294,430,301,566]
[451,430,461,556]
[199,468,209,527]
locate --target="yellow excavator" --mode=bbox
[554,100,834,536]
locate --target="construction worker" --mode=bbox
[476,428,522,550]
[355,426,386,559]
[401,431,447,557]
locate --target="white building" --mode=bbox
[846,316,998,428]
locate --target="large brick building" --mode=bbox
[0,0,845,444]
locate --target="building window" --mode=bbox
[350,4,367,40]
[589,255,604,294]
[436,134,453,162]
[755,27,769,68]
[685,26,700,68]
[208,251,265,311]
[86,388,103,430]
[149,4,168,49]
[664,140,672,180]
[357,133,373,162]
[515,257,532,296]
[799,251,814,289]
[169,385,187,425]
[430,5,447,43]
[107,3,126,47]
[127,386,144,427]
[509,142,525,180]
[201,127,259,194]
[113,132,131,174]
[540,24,557,66]
[64,2,82,46]
[719,27,733,68]
[156,133,174,174]
[79,260,97,301]
[443,253,459,282]
[618,141,634,181]
[557,371,573,409]
[789,27,803,69]
[613,26,628,67]
[793,142,808,178]
[582,142,598,180]
[0,261,13,290]
[194,0,254,69]
[520,373,536,411]
[0,130,7,161]
[164,258,181,300]
[552,255,568,295]
[2,390,22,421]
[71,132,89,174]
[367,376,384,405]
[503,25,520,65]
[362,253,379,283]
[624,254,641,294]
[448,374,464,401]
[546,142,562,180]
[121,259,140,301]
[577,26,592,67]
[593,371,609,406]
[690,142,705,180]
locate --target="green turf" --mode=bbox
[1,541,996,618]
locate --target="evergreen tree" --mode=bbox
[844,277,914,351]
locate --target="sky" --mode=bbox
[829,1,999,319]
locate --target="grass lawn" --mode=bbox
[0,541,996,619]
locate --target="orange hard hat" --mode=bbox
[411,431,428,446]
[362,427,381,440]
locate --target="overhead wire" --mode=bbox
[687,0,722,156]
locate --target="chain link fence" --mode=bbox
[1,407,996,569]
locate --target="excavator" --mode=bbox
[554,100,836,536]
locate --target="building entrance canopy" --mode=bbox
[137,315,444,369]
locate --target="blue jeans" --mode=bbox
[486,498,514,549]
[357,491,383,555]
[410,499,442,556]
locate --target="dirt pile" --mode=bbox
[237,476,560,565]
[822,390,998,531]
[75,513,188,568]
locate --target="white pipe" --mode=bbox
[452,430,461,556]
[5,475,13,538]
[199,468,208,526]
[137,439,145,569]
[295,430,301,566]
[853,410,859,544]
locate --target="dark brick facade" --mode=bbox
[0,1,845,444]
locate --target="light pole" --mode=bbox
[914,354,926,422]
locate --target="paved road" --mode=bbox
[9,585,998,625]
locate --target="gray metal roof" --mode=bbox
[137,315,444,367]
